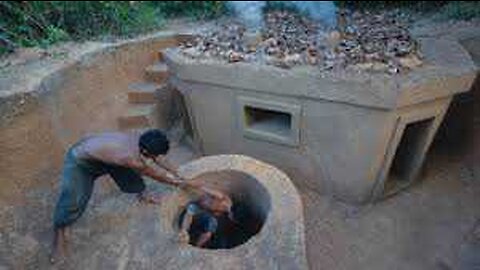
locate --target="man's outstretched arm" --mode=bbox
[154,156,181,178]
[127,158,184,187]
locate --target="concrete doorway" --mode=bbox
[384,118,435,196]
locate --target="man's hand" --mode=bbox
[177,181,227,202]
[178,230,190,245]
[197,185,227,200]
[137,191,163,205]
[155,156,179,175]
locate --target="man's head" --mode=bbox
[138,129,170,159]
[199,194,233,218]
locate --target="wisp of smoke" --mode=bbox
[292,1,337,28]
[227,1,266,29]
[228,1,337,30]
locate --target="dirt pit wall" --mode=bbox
[0,33,179,230]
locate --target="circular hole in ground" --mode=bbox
[176,170,272,249]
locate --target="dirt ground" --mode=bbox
[2,140,479,269]
[301,151,480,270]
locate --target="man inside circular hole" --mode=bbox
[178,186,235,248]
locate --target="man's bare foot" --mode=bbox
[50,227,68,264]
[49,247,63,264]
[137,191,164,205]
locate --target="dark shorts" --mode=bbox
[53,146,145,228]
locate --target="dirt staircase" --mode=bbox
[117,50,170,131]
[117,34,197,150]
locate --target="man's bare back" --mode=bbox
[73,132,142,168]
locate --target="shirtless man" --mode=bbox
[51,129,193,262]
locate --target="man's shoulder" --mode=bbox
[187,202,201,214]
[186,202,214,217]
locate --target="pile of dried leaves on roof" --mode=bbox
[180,9,422,74]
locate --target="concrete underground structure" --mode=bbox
[165,37,478,203]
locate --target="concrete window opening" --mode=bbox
[244,106,293,139]
[384,118,435,195]
[177,171,272,250]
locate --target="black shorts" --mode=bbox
[53,147,145,228]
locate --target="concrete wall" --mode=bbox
[302,100,395,201]
[173,76,453,203]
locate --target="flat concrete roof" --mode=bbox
[165,38,477,110]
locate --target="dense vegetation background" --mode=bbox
[0,1,226,54]
[1,1,479,56]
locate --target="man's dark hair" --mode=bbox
[139,129,170,156]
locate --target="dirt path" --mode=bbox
[301,151,480,270]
